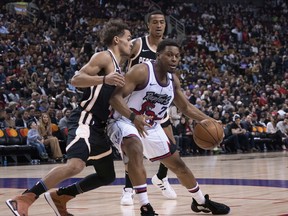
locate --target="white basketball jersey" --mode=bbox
[115,61,174,126]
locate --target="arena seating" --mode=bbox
[0,128,36,165]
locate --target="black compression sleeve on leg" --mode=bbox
[125,170,133,188]
[79,154,115,192]
[59,154,115,196]
[156,163,168,180]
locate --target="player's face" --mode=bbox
[148,14,166,38]
[158,46,180,73]
[118,29,133,57]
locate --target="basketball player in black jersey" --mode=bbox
[120,10,177,206]
[5,19,148,216]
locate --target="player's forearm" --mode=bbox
[181,104,213,122]
[110,94,133,119]
[71,71,104,87]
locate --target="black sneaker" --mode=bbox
[140,203,158,216]
[191,194,230,215]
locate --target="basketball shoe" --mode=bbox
[6,190,37,216]
[191,194,230,215]
[120,188,134,206]
[44,190,74,216]
[151,175,177,199]
[140,203,158,216]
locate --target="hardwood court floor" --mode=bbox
[1,151,288,216]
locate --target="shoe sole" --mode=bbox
[44,192,61,216]
[5,199,21,216]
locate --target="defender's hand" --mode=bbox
[105,72,125,87]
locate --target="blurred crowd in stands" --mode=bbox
[0,0,287,156]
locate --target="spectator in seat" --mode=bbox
[230,114,250,152]
[222,123,241,153]
[220,112,232,126]
[276,115,288,150]
[266,114,284,151]
[240,114,257,151]
[27,121,48,160]
[176,116,194,155]
[15,109,30,128]
[0,109,8,129]
[38,112,63,160]
[5,108,15,128]
[55,110,63,125]
[58,107,71,143]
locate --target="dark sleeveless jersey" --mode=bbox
[79,50,120,122]
[128,36,156,68]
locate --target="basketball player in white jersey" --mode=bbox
[120,10,177,206]
[108,39,230,215]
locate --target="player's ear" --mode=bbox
[114,36,119,44]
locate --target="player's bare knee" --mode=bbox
[66,158,85,175]
[123,137,143,158]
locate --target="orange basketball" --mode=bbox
[193,119,224,150]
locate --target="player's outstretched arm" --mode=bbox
[172,74,213,123]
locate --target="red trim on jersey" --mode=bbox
[150,151,172,162]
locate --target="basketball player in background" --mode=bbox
[6,19,146,216]
[108,39,230,215]
[120,10,177,206]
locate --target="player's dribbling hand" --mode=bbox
[105,72,125,87]
[133,115,152,138]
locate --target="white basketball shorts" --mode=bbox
[107,119,172,162]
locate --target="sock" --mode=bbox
[58,170,114,197]
[156,163,168,180]
[134,184,149,206]
[188,182,205,204]
[125,170,133,188]
[57,183,81,197]
[26,180,47,198]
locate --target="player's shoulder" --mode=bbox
[132,37,142,48]
[128,62,149,78]
[91,50,111,61]
[89,50,113,67]
[130,62,148,71]
[130,37,143,57]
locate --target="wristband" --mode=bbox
[129,112,136,123]
[103,75,106,84]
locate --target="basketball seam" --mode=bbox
[199,123,218,143]
[193,133,213,144]
[193,135,213,150]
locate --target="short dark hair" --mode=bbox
[147,10,165,23]
[27,120,36,129]
[100,19,129,46]
[156,39,180,53]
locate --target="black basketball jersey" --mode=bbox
[79,50,120,122]
[128,36,156,68]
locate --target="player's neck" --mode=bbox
[107,48,121,64]
[147,35,162,47]
[154,61,167,81]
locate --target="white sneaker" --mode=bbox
[151,175,177,199]
[120,188,134,206]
